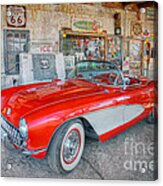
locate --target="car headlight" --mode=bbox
[19,118,28,139]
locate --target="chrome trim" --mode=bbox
[1,121,47,156]
[1,126,8,140]
[62,130,80,163]
[1,115,23,146]
[21,148,47,155]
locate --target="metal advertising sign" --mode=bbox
[30,42,54,54]
[131,21,142,36]
[146,7,155,20]
[72,18,101,32]
[6,5,26,27]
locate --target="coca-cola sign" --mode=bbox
[6,5,26,27]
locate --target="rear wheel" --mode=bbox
[48,119,85,174]
[146,108,157,124]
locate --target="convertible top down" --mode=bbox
[1,60,156,173]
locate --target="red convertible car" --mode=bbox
[1,60,156,174]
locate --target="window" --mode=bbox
[4,29,30,75]
[62,34,105,61]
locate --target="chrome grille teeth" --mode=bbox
[1,117,23,146]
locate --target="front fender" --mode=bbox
[24,102,85,158]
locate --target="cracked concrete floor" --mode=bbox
[1,120,158,180]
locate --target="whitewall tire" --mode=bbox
[48,119,85,174]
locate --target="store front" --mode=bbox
[1,3,157,89]
[60,25,107,73]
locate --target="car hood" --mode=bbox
[2,79,104,126]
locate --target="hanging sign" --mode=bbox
[6,5,26,27]
[72,18,101,32]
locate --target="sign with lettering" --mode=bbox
[6,5,26,27]
[30,42,54,54]
[72,18,101,32]
[146,7,155,20]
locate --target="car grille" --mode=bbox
[1,116,23,146]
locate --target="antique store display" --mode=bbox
[1,1,158,180]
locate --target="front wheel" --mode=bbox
[48,119,85,174]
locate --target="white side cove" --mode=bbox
[82,104,145,136]
[124,105,145,123]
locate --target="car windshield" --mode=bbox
[68,61,123,86]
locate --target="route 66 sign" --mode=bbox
[6,5,26,27]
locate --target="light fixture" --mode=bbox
[19,118,28,139]
[7,11,12,17]
[140,8,146,14]
[62,33,67,38]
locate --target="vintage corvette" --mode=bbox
[1,60,157,174]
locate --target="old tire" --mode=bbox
[48,119,85,174]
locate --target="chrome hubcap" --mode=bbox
[63,130,80,163]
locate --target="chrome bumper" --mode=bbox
[21,148,47,155]
[1,126,8,141]
[1,125,47,156]
[1,116,23,146]
[1,126,8,148]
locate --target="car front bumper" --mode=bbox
[1,117,47,157]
